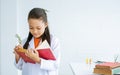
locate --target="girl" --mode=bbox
[14,8,60,75]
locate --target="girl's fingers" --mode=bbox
[14,46,18,49]
[25,49,32,56]
[34,50,38,54]
[17,44,23,49]
[25,50,28,56]
[14,44,23,52]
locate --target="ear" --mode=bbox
[45,22,48,28]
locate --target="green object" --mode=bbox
[15,34,22,44]
[112,67,120,74]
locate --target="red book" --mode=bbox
[95,62,120,69]
[16,40,56,64]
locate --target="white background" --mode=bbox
[0,0,18,75]
[1,0,120,75]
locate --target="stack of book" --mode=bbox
[93,62,120,75]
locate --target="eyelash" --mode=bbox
[37,28,41,30]
[29,28,32,29]
[29,28,41,30]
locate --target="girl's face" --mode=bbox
[28,18,47,38]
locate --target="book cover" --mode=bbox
[16,40,56,64]
[93,68,112,75]
[95,62,120,69]
[93,67,120,75]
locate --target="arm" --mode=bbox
[14,38,26,70]
[14,45,22,63]
[40,36,61,71]
[14,58,23,70]
[14,45,23,70]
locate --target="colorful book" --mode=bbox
[93,68,112,75]
[16,40,56,64]
[93,62,120,75]
[93,67,120,75]
[95,62,120,69]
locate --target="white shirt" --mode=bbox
[14,34,60,75]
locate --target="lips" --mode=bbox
[33,34,38,36]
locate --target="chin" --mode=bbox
[33,36,40,38]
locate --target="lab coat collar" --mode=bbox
[29,37,42,49]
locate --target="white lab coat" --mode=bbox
[14,34,60,75]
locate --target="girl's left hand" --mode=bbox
[25,49,41,63]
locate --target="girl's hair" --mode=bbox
[23,8,51,49]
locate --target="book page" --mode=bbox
[36,40,50,49]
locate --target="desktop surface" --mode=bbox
[70,62,120,75]
[70,62,101,75]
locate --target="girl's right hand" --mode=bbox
[13,45,22,56]
[13,45,23,63]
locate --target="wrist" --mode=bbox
[36,57,41,63]
[15,56,20,63]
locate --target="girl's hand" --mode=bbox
[13,45,23,63]
[25,49,41,63]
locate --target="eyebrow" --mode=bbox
[29,25,43,28]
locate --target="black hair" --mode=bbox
[23,8,51,49]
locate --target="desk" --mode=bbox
[70,62,100,75]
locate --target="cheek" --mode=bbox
[39,29,45,35]
[29,29,34,34]
[29,29,32,33]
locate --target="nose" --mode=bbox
[33,29,37,34]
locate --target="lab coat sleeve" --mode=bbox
[40,36,61,71]
[14,58,23,70]
[14,38,26,70]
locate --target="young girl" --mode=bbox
[14,8,60,75]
